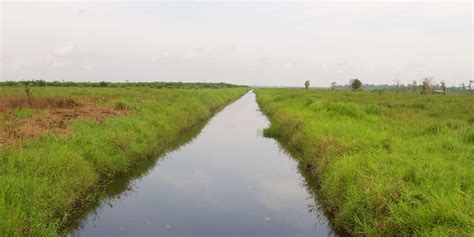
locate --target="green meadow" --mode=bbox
[256,89,473,236]
[0,85,246,236]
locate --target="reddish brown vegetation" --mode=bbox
[0,96,125,145]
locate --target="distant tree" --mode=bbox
[422,78,433,94]
[412,80,417,92]
[440,81,446,94]
[304,80,310,90]
[99,81,108,87]
[330,82,336,90]
[4,81,17,86]
[350,78,362,90]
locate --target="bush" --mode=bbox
[350,78,362,90]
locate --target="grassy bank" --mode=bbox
[256,89,473,236]
[0,86,246,236]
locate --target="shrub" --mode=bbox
[350,78,362,90]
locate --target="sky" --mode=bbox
[1,1,472,87]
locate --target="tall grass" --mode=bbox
[256,89,473,236]
[0,86,246,236]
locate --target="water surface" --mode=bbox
[69,92,334,236]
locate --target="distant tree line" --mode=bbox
[0,80,247,89]
[330,78,472,93]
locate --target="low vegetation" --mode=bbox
[256,89,473,235]
[0,85,246,236]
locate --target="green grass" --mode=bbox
[0,86,247,236]
[13,109,34,118]
[256,89,474,236]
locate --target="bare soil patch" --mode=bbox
[0,96,125,145]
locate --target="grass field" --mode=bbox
[0,85,246,236]
[256,89,473,236]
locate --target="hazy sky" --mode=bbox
[1,1,472,87]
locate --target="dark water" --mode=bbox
[68,92,334,237]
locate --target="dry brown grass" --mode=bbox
[0,96,125,145]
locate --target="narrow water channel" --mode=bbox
[68,91,334,236]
